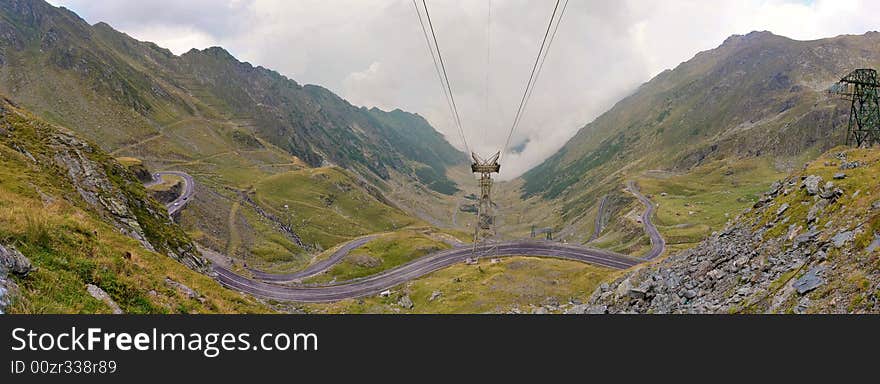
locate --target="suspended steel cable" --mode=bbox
[418,0,471,155]
[502,0,562,157]
[412,0,462,153]
[517,0,569,137]
[485,0,492,138]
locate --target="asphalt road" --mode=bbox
[151,171,195,216]
[626,181,666,260]
[249,235,379,283]
[589,194,609,242]
[213,241,641,302]
[151,171,666,302]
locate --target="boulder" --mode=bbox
[0,244,33,315]
[833,173,846,180]
[398,295,414,309]
[792,266,825,295]
[86,284,123,314]
[165,277,200,299]
[627,287,647,300]
[428,290,442,302]
[585,305,608,314]
[806,200,828,224]
[831,231,854,248]
[794,230,820,248]
[801,175,822,196]
[839,161,861,170]
[819,182,842,200]
[0,244,32,276]
[615,278,633,299]
[707,269,726,280]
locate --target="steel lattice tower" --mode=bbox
[470,152,500,261]
[830,69,880,147]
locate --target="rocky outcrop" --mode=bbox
[50,130,156,250]
[0,244,32,314]
[235,189,305,248]
[129,163,153,183]
[587,151,880,314]
[0,98,207,272]
[149,181,182,204]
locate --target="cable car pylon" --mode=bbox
[469,151,501,263]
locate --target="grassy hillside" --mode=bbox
[525,31,880,197]
[306,257,618,314]
[254,167,423,250]
[0,0,468,272]
[0,97,269,313]
[513,30,880,251]
[588,147,880,314]
[303,230,451,284]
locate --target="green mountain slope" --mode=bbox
[524,31,880,199]
[516,31,880,247]
[0,96,268,313]
[587,147,880,314]
[0,0,468,273]
[0,0,464,194]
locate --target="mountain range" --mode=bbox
[515,30,880,248]
[0,0,464,193]
[2,0,879,314]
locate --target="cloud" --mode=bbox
[49,0,880,179]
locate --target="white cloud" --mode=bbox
[49,0,880,179]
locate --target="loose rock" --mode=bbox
[398,295,414,309]
[839,161,861,170]
[0,244,32,276]
[776,203,790,216]
[793,266,825,295]
[86,284,123,314]
[165,277,200,299]
[831,231,853,248]
[801,175,822,195]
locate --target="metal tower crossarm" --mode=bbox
[830,68,880,147]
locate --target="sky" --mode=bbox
[48,0,880,179]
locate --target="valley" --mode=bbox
[1,0,879,314]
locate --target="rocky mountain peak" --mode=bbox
[722,30,778,45]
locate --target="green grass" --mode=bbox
[0,159,268,314]
[145,174,183,192]
[304,231,450,284]
[752,147,880,236]
[305,257,620,314]
[637,157,786,249]
[254,167,423,250]
[115,156,142,167]
[0,100,270,314]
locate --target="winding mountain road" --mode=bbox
[150,172,665,302]
[147,171,195,216]
[214,241,641,302]
[248,235,379,283]
[626,181,665,260]
[589,195,609,242]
